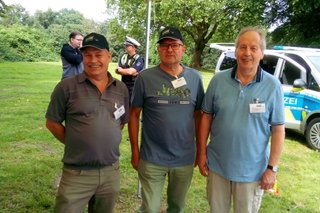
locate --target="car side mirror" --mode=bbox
[293,79,306,89]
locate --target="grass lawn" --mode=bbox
[0,62,319,213]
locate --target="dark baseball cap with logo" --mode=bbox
[80,32,109,51]
[157,27,184,44]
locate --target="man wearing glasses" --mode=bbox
[129,27,204,213]
[60,31,84,80]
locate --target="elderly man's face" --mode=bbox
[82,47,112,78]
[157,38,185,66]
[235,31,264,73]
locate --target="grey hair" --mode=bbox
[235,26,266,51]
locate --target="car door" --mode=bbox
[276,57,307,132]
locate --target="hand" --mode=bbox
[132,71,139,76]
[260,169,277,190]
[131,150,140,171]
[197,153,209,177]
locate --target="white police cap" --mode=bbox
[125,36,141,47]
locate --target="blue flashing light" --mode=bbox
[273,45,284,50]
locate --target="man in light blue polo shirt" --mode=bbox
[197,26,285,213]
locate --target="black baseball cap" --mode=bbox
[157,27,184,43]
[80,33,109,51]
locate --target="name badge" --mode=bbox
[249,103,265,113]
[171,77,187,89]
[114,105,125,120]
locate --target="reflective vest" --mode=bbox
[120,53,140,68]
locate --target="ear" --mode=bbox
[182,45,186,52]
[106,50,112,60]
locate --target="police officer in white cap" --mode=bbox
[116,36,144,101]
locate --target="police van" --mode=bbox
[210,43,320,151]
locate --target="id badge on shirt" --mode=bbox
[114,105,125,120]
[171,77,187,89]
[249,103,265,113]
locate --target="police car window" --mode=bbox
[308,56,320,71]
[285,53,310,71]
[260,55,277,75]
[281,62,304,86]
[310,75,320,92]
[220,56,237,70]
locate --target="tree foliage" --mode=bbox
[0,24,57,62]
[0,4,109,62]
[0,0,7,17]
[107,0,270,69]
[266,0,320,47]
[0,1,319,65]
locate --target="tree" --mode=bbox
[106,0,269,69]
[0,4,33,26]
[0,24,57,62]
[266,0,320,47]
[0,0,7,17]
[0,4,106,62]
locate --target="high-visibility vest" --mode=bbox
[120,53,141,68]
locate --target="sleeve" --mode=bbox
[131,74,145,107]
[45,83,67,123]
[131,55,145,72]
[201,76,216,114]
[195,75,205,110]
[121,83,130,124]
[270,81,285,125]
[61,45,82,65]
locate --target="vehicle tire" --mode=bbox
[306,118,320,151]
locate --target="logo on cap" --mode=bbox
[157,27,183,43]
[81,33,109,51]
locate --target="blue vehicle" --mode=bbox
[211,43,320,151]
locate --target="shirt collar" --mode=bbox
[231,65,263,83]
[78,72,117,86]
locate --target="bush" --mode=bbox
[0,24,59,62]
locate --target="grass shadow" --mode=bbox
[285,129,307,147]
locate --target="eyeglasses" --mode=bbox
[74,38,83,42]
[158,43,183,50]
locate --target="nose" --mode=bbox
[167,45,174,51]
[243,47,251,55]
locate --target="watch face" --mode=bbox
[273,165,279,172]
[268,165,279,172]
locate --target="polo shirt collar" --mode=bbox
[231,65,263,83]
[78,72,117,86]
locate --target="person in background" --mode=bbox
[129,26,204,213]
[60,31,84,80]
[116,36,144,101]
[46,32,129,213]
[197,26,285,213]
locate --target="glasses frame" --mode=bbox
[158,43,184,50]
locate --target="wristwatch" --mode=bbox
[267,164,279,172]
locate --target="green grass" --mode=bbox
[0,62,319,213]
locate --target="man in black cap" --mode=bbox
[46,32,129,213]
[129,27,204,213]
[116,36,144,101]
